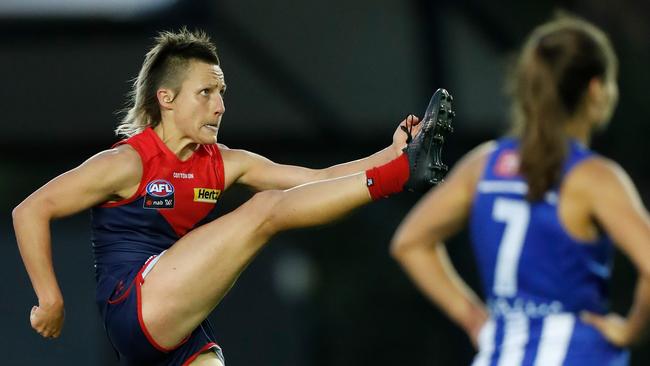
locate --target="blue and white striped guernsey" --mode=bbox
[469,138,629,366]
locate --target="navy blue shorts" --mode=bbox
[97,255,225,365]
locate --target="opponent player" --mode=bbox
[391,16,650,365]
[13,29,453,365]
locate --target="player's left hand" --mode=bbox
[581,311,633,347]
[391,114,422,156]
[465,306,489,350]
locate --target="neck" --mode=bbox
[153,122,198,160]
[563,117,592,146]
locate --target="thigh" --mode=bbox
[100,261,228,365]
[140,191,279,348]
[188,351,224,366]
[141,172,370,348]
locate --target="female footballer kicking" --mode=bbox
[13,29,453,365]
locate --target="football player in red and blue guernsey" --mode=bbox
[13,29,454,365]
[392,16,650,366]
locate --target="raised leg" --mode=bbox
[141,88,455,349]
[141,173,371,348]
[187,351,224,366]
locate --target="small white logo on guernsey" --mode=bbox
[173,172,195,179]
[494,150,520,177]
[193,188,221,203]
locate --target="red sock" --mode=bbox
[365,154,410,201]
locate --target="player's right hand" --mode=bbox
[581,311,632,347]
[30,303,65,339]
[392,114,422,154]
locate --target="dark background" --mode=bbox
[1,0,649,365]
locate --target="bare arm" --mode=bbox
[222,116,421,191]
[579,159,650,346]
[12,145,141,338]
[390,142,494,345]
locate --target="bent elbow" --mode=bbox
[12,198,43,226]
[12,202,27,223]
[390,237,411,261]
[637,261,650,281]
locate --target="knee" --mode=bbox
[243,189,285,237]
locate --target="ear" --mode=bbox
[585,77,618,125]
[157,88,175,110]
[587,77,606,104]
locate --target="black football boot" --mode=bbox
[402,88,454,192]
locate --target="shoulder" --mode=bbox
[453,140,498,180]
[569,156,625,184]
[214,144,270,185]
[403,141,498,226]
[441,140,498,197]
[84,145,143,184]
[217,144,267,165]
[566,156,633,198]
[93,144,141,166]
[463,140,498,166]
[217,144,247,157]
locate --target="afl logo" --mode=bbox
[146,180,175,197]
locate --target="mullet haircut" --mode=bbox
[116,28,220,137]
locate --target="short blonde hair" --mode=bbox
[116,28,220,137]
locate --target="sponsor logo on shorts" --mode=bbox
[193,188,221,203]
[144,179,175,209]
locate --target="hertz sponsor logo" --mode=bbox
[193,188,221,203]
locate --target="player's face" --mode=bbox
[173,61,226,144]
[593,76,619,129]
[600,77,618,126]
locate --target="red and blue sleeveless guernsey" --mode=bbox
[91,127,225,273]
[91,127,226,365]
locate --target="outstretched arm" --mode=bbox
[12,145,141,339]
[579,158,650,346]
[222,115,421,191]
[390,142,494,346]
